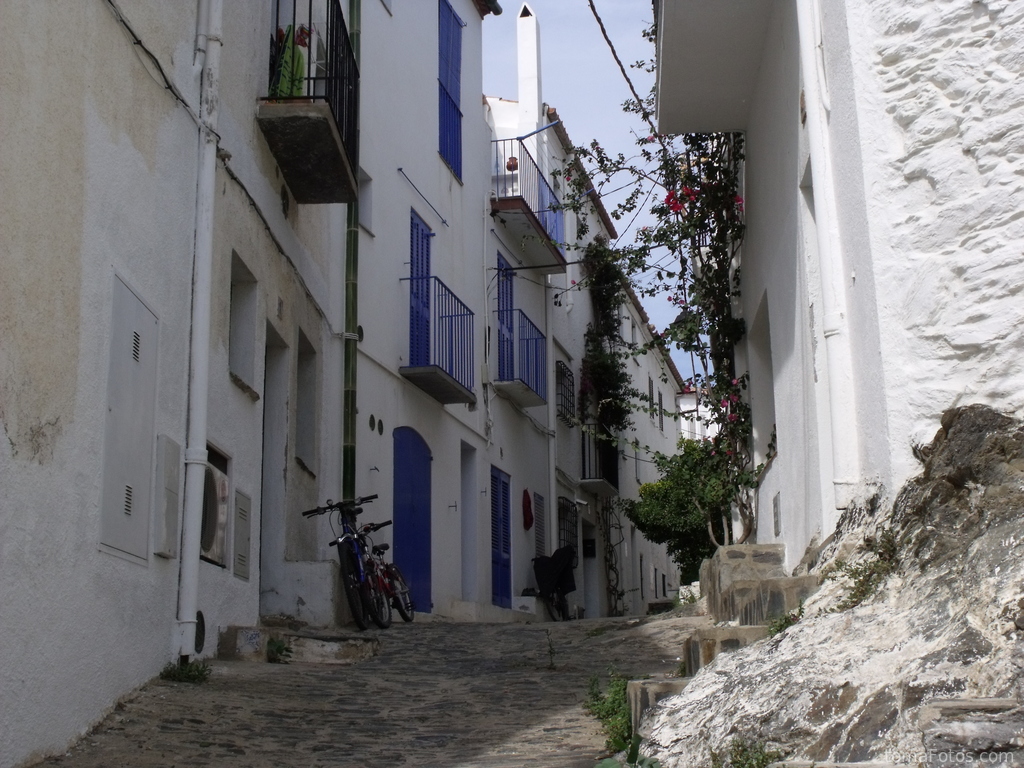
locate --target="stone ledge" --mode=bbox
[683,625,769,676]
[218,625,381,665]
[627,675,692,735]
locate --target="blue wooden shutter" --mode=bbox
[496,253,514,381]
[409,211,431,366]
[490,466,511,608]
[438,0,463,177]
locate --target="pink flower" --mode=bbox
[664,190,683,213]
[720,399,729,408]
[682,186,698,202]
[728,413,738,422]
[735,195,744,212]
[731,378,738,385]
[730,394,739,403]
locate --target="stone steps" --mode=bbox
[217,625,381,664]
[627,676,692,735]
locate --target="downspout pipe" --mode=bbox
[795,0,861,509]
[177,0,223,661]
[342,0,361,501]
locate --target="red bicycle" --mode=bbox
[360,520,415,623]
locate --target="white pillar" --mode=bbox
[796,0,861,509]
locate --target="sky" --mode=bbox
[480,1,690,373]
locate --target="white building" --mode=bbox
[655,0,1024,569]
[0,1,679,765]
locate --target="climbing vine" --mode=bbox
[561,24,773,551]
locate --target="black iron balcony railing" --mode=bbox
[491,139,565,264]
[401,276,475,405]
[581,425,619,495]
[495,309,546,405]
[257,0,359,204]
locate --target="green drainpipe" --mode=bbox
[343,0,361,501]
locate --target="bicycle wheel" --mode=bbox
[340,545,369,631]
[388,565,415,622]
[543,592,562,622]
[368,564,392,629]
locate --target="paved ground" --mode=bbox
[30,612,707,768]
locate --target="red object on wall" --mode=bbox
[522,489,534,530]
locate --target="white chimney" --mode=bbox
[517,3,542,133]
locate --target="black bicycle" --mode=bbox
[532,545,577,621]
[301,494,390,631]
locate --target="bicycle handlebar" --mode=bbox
[361,519,393,534]
[300,494,379,518]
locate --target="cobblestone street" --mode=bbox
[31,614,705,768]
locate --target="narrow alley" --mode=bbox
[30,614,705,768]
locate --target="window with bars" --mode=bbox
[557,496,579,567]
[648,376,655,421]
[438,0,464,178]
[556,360,575,424]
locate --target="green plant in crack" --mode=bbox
[595,733,663,767]
[766,601,804,637]
[826,528,899,611]
[709,738,782,768]
[586,669,632,754]
[159,660,211,684]
[267,636,294,664]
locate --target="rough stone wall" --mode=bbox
[853,0,1024,480]
[644,405,1024,767]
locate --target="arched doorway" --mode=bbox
[393,427,431,612]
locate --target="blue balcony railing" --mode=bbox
[492,139,564,251]
[497,309,546,401]
[406,276,474,400]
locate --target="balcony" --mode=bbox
[494,309,546,408]
[490,139,566,274]
[256,0,359,204]
[580,425,619,497]
[400,276,475,405]
[655,0,774,133]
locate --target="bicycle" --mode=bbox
[360,520,415,623]
[532,545,577,622]
[301,494,390,631]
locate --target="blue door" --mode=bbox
[394,427,432,612]
[496,253,514,381]
[490,466,511,608]
[409,212,432,366]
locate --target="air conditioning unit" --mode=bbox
[200,464,229,567]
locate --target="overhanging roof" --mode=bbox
[655,0,775,133]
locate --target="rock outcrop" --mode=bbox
[644,405,1024,766]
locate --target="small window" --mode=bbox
[648,376,655,421]
[295,330,318,472]
[556,361,575,424]
[229,253,258,388]
[658,390,665,432]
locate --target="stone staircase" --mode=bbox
[629,544,819,732]
[684,544,818,676]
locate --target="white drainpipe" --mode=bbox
[795,0,861,510]
[177,0,223,660]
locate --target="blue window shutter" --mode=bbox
[490,466,511,608]
[497,254,514,381]
[409,212,431,366]
[438,0,463,178]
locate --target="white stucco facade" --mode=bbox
[1,1,680,765]
[656,0,1024,569]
